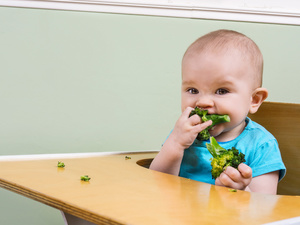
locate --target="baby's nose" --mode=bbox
[196,96,214,109]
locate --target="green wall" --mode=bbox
[0,6,299,225]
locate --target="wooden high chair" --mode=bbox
[249,101,300,196]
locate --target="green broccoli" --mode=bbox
[80,175,91,181]
[189,107,230,141]
[57,161,65,168]
[206,136,246,179]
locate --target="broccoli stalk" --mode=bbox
[206,137,246,179]
[189,107,230,141]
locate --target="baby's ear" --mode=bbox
[249,87,268,114]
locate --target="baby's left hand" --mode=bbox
[215,163,252,190]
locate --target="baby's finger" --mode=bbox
[223,166,241,183]
[189,114,201,125]
[194,120,212,132]
[238,163,252,179]
[182,107,194,118]
[215,176,225,187]
[216,172,234,187]
[218,171,246,190]
[221,166,252,190]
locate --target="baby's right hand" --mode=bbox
[168,107,212,150]
[149,107,212,175]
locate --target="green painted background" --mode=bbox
[0,6,299,224]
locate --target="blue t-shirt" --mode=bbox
[179,117,286,184]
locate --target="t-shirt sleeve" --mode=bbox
[248,139,286,181]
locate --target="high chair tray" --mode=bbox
[0,151,299,225]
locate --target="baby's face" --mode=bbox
[181,49,257,142]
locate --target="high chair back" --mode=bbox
[249,101,300,196]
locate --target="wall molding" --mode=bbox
[0,150,157,161]
[1,0,300,25]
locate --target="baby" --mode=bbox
[150,29,286,194]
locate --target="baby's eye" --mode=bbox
[187,88,199,94]
[216,88,229,95]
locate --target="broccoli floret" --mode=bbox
[206,137,246,179]
[57,161,65,168]
[189,107,230,141]
[80,175,91,181]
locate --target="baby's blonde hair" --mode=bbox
[183,29,264,87]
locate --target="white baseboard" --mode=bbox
[1,0,300,25]
[0,150,158,161]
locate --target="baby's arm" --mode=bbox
[215,164,279,194]
[149,107,212,175]
[247,171,279,194]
